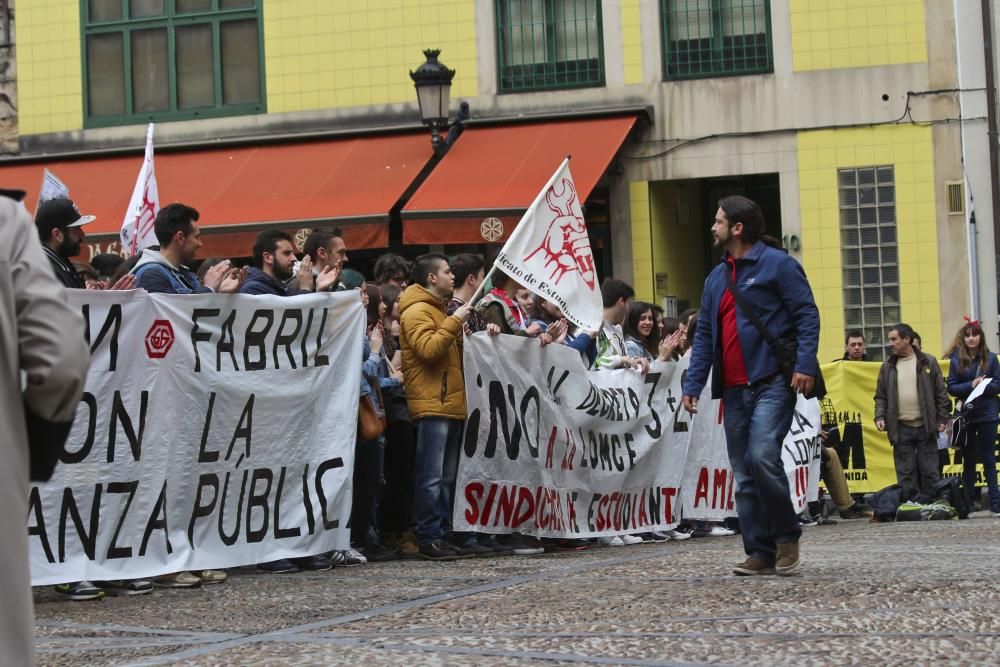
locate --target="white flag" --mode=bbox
[120,123,160,255]
[492,158,603,331]
[36,168,69,213]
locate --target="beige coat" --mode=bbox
[0,192,89,665]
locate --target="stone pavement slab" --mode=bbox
[33,515,1000,666]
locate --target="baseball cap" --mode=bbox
[35,198,96,236]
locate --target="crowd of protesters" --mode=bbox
[30,195,1000,600]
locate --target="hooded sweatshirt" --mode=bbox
[398,284,466,420]
[131,248,208,294]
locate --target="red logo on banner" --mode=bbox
[524,178,596,289]
[145,319,175,359]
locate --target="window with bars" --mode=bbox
[839,165,899,362]
[496,0,604,93]
[661,0,772,80]
[83,0,264,127]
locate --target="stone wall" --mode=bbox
[0,0,16,155]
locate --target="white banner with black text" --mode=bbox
[28,289,363,586]
[455,335,821,538]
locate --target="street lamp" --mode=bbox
[410,49,455,155]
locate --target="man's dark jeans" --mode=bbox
[894,423,940,498]
[962,420,1000,512]
[722,374,801,563]
[413,417,463,546]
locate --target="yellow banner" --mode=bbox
[819,359,987,493]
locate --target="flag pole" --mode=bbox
[467,155,571,306]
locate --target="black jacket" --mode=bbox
[42,246,85,289]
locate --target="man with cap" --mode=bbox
[35,198,96,289]
[36,198,135,292]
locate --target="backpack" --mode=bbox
[863,484,904,522]
[895,500,958,522]
[930,477,970,519]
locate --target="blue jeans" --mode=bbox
[963,420,1000,511]
[722,375,801,562]
[414,417,463,546]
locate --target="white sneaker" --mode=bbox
[620,534,644,545]
[707,525,736,537]
[597,536,624,547]
[344,547,368,565]
[664,529,691,541]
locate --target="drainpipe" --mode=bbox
[980,0,1000,331]
[957,0,980,320]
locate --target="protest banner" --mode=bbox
[819,359,974,493]
[120,123,160,255]
[454,335,820,538]
[28,289,363,586]
[484,158,604,331]
[36,168,69,213]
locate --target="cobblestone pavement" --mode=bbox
[33,514,1000,666]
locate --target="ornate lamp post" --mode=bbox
[409,49,456,156]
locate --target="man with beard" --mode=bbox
[240,230,314,295]
[682,195,820,577]
[133,203,237,294]
[35,198,96,288]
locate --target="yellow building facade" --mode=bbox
[8,0,987,361]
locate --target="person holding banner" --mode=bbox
[682,196,820,576]
[945,319,1000,514]
[1,189,89,664]
[399,254,474,560]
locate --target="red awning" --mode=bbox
[0,132,434,260]
[401,115,637,245]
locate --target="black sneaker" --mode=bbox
[797,512,818,527]
[452,540,493,557]
[54,581,104,601]
[292,554,333,571]
[553,538,591,552]
[363,543,400,562]
[480,535,515,555]
[839,502,872,520]
[95,579,153,596]
[419,540,463,561]
[257,559,299,574]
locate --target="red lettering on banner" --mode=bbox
[535,487,547,529]
[513,487,534,527]
[661,487,676,523]
[612,493,623,532]
[712,468,729,509]
[638,489,649,526]
[561,428,576,470]
[464,483,485,524]
[727,471,736,510]
[479,483,498,527]
[496,485,517,527]
[694,468,709,507]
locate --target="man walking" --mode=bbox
[874,323,951,498]
[1,189,89,664]
[398,254,471,560]
[682,195,820,577]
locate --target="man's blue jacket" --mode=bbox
[682,241,821,400]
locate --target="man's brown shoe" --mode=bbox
[733,557,775,576]
[775,542,800,576]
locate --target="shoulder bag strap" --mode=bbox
[722,266,780,347]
